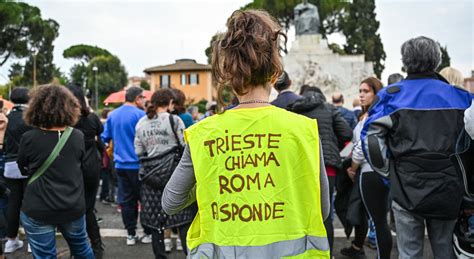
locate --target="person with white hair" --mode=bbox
[440,66,465,87]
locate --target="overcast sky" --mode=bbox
[0,0,472,85]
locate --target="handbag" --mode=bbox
[140,115,183,190]
[27,127,73,185]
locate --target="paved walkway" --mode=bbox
[7,200,434,258]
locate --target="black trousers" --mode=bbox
[151,223,191,259]
[360,171,392,259]
[5,178,27,238]
[323,175,335,256]
[84,171,102,245]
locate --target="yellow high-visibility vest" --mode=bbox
[185,106,329,258]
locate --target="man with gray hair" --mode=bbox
[101,86,149,246]
[361,36,472,258]
[387,73,404,85]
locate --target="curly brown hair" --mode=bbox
[211,10,286,110]
[24,84,81,129]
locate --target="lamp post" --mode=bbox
[92,66,98,112]
[31,46,38,87]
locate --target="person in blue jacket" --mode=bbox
[101,86,149,246]
[362,36,473,259]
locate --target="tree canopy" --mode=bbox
[63,44,111,63]
[1,1,61,86]
[208,0,386,77]
[341,0,386,78]
[242,0,348,39]
[87,55,128,95]
[64,44,128,99]
[437,43,450,72]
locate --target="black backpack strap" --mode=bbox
[168,114,183,149]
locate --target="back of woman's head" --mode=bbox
[147,88,174,119]
[24,84,80,129]
[10,87,29,105]
[170,88,186,114]
[67,83,90,116]
[439,67,464,87]
[212,10,286,108]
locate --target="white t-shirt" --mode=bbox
[134,112,185,157]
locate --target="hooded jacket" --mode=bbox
[290,91,353,169]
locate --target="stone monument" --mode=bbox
[294,0,320,35]
[283,1,374,106]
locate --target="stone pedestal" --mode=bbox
[283,34,374,107]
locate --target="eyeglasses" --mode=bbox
[139,95,146,99]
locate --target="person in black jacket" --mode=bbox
[18,84,93,258]
[363,36,472,259]
[289,86,353,257]
[68,84,105,258]
[3,87,31,254]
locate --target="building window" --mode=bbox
[181,74,186,85]
[160,75,170,88]
[190,73,199,85]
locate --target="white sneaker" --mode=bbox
[164,238,173,252]
[126,235,138,246]
[28,243,32,253]
[5,238,24,253]
[176,238,183,251]
[140,234,152,244]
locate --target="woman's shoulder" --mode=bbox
[22,127,40,136]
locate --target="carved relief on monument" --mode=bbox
[301,60,338,94]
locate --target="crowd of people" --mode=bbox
[0,9,471,259]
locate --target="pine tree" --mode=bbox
[341,0,386,78]
[437,43,450,72]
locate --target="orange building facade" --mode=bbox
[144,59,215,103]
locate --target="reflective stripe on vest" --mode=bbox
[185,106,328,258]
[189,235,329,258]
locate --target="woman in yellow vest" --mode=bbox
[162,9,330,258]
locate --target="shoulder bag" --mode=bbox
[140,114,183,190]
[27,127,73,185]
